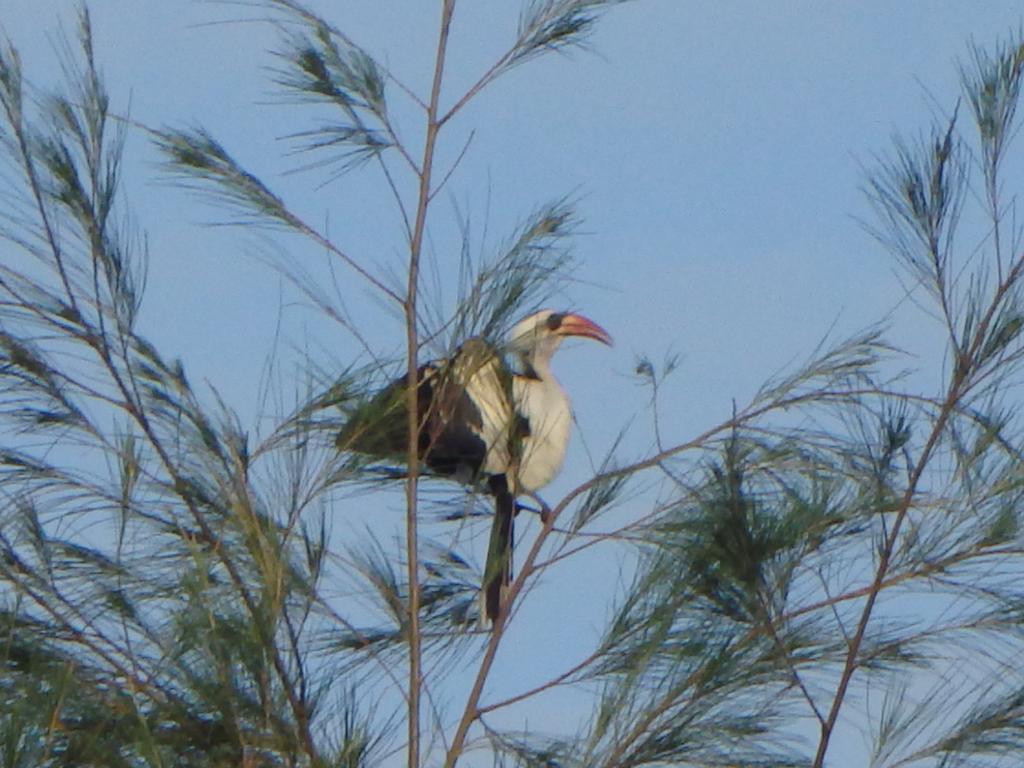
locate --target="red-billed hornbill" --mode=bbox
[338,310,612,623]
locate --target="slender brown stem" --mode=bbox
[443,484,571,766]
[811,393,958,766]
[404,3,456,766]
[812,256,1024,766]
[755,589,827,727]
[428,129,475,203]
[277,207,403,304]
[438,49,514,128]
[476,647,605,715]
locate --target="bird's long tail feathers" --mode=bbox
[483,482,515,623]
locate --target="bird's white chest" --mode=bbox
[511,376,571,492]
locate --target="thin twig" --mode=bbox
[812,254,1024,767]
[404,3,457,766]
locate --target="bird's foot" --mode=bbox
[514,500,554,524]
[522,493,553,524]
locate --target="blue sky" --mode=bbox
[4,1,1024,764]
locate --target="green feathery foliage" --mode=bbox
[7,3,1024,768]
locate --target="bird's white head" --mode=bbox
[506,309,613,363]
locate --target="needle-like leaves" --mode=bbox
[9,4,1024,768]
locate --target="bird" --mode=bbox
[336,309,612,623]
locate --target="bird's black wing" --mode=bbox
[417,367,488,477]
[337,342,502,481]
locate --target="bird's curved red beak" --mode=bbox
[557,313,613,346]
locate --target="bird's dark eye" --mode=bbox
[546,312,565,330]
